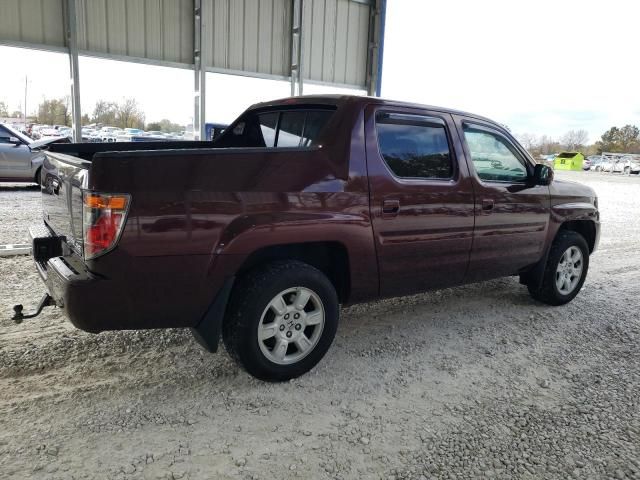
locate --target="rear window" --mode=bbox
[557,152,577,158]
[215,108,334,148]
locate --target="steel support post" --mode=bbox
[65,0,82,142]
[193,0,206,140]
[367,0,386,97]
[290,0,304,96]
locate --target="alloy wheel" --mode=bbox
[555,246,583,295]
[257,287,325,365]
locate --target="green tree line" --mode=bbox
[30,97,185,133]
[518,125,640,157]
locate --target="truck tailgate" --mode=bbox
[41,151,90,255]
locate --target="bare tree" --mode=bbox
[116,98,145,129]
[560,130,589,151]
[516,133,538,151]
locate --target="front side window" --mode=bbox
[376,114,453,179]
[463,125,528,182]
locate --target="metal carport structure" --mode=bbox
[0,0,386,141]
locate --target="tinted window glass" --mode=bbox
[376,116,453,179]
[215,108,334,148]
[463,126,528,182]
[301,111,333,147]
[277,112,306,147]
[0,126,14,143]
[258,112,278,147]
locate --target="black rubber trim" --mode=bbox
[190,276,236,353]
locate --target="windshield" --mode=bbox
[0,124,32,144]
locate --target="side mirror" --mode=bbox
[9,136,22,146]
[533,163,553,186]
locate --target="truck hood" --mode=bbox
[29,136,71,151]
[550,177,597,202]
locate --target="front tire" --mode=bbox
[222,260,339,381]
[528,231,589,306]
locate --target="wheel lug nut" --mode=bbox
[294,313,300,319]
[295,324,301,330]
[286,331,292,338]
[279,324,285,331]
[284,313,290,320]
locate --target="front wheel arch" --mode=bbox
[34,166,42,185]
[527,230,589,305]
[521,220,596,288]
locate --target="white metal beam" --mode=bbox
[290,0,304,96]
[64,0,82,142]
[193,0,206,141]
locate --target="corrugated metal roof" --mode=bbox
[75,0,194,64]
[303,0,369,86]
[0,0,66,47]
[0,0,373,89]
[203,0,292,77]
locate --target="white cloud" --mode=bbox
[380,0,640,142]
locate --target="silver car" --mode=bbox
[0,123,67,183]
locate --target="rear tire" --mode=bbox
[222,260,339,381]
[528,231,589,306]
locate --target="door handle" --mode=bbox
[382,199,400,217]
[481,198,494,213]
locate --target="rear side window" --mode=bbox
[216,109,334,148]
[376,113,453,179]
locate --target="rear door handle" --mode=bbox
[481,198,494,213]
[382,199,400,217]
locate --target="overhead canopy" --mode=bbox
[0,0,385,142]
[0,0,383,91]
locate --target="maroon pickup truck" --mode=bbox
[19,95,600,381]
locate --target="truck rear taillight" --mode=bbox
[82,192,131,259]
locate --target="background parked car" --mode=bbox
[614,155,640,174]
[584,155,600,170]
[0,123,68,182]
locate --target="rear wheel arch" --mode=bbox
[236,242,351,304]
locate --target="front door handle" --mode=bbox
[382,199,400,217]
[481,198,494,213]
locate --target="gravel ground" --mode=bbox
[1,171,639,480]
[0,183,41,245]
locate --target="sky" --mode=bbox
[1,0,639,142]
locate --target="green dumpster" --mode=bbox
[554,152,584,171]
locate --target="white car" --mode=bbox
[0,123,68,182]
[99,127,124,143]
[614,155,640,174]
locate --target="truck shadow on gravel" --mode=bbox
[2,277,551,387]
[0,183,39,191]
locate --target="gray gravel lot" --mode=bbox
[0,183,41,245]
[1,171,639,479]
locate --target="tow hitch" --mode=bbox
[12,294,55,324]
